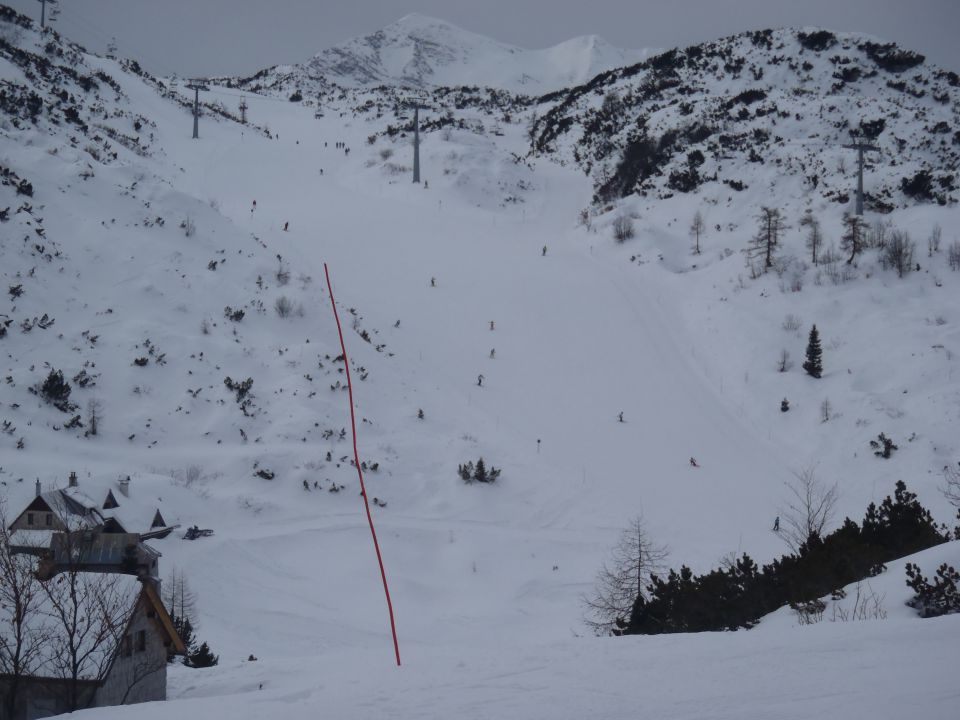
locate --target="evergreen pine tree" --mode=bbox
[40,369,71,404]
[169,615,196,663]
[474,458,487,483]
[179,617,195,654]
[186,641,219,668]
[803,325,823,378]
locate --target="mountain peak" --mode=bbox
[290,16,652,93]
[391,13,463,31]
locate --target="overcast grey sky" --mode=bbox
[7,0,959,77]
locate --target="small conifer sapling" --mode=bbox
[803,325,823,378]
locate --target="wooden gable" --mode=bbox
[24,495,54,513]
[103,490,119,510]
[142,581,187,654]
[151,509,166,529]
[8,496,59,532]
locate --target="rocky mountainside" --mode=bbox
[229,14,653,95]
[0,6,378,495]
[531,28,960,211]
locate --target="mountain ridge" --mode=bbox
[229,13,655,94]
[530,26,960,211]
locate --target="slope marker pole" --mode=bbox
[324,263,401,667]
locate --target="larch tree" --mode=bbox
[690,210,705,255]
[799,211,823,265]
[745,207,788,271]
[583,516,668,636]
[841,213,867,265]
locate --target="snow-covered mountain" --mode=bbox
[231,14,655,94]
[1,6,959,719]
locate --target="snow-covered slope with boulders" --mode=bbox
[228,14,654,95]
[1,6,959,719]
[0,6,391,515]
[532,28,960,210]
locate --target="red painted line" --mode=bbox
[324,263,401,667]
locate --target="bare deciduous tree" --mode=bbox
[869,219,889,250]
[820,398,832,423]
[880,229,915,278]
[779,467,839,551]
[41,570,139,710]
[0,503,48,719]
[928,224,942,256]
[777,348,792,372]
[39,517,141,711]
[948,240,960,272]
[943,463,960,509]
[583,516,668,635]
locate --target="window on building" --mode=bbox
[27,513,34,526]
[122,635,132,657]
[45,513,52,526]
[136,630,146,652]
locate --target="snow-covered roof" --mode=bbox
[7,528,55,549]
[36,488,104,527]
[50,532,161,567]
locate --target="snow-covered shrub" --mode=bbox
[458,457,500,484]
[905,563,960,618]
[879,229,915,278]
[224,376,253,402]
[38,369,74,411]
[791,598,825,625]
[870,432,898,459]
[275,295,294,318]
[612,214,634,242]
[224,306,244,322]
[782,313,803,334]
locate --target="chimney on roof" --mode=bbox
[118,475,130,497]
[35,478,41,497]
[68,471,78,488]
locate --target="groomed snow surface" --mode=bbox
[0,19,958,719]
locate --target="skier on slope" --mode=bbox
[689,457,699,468]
